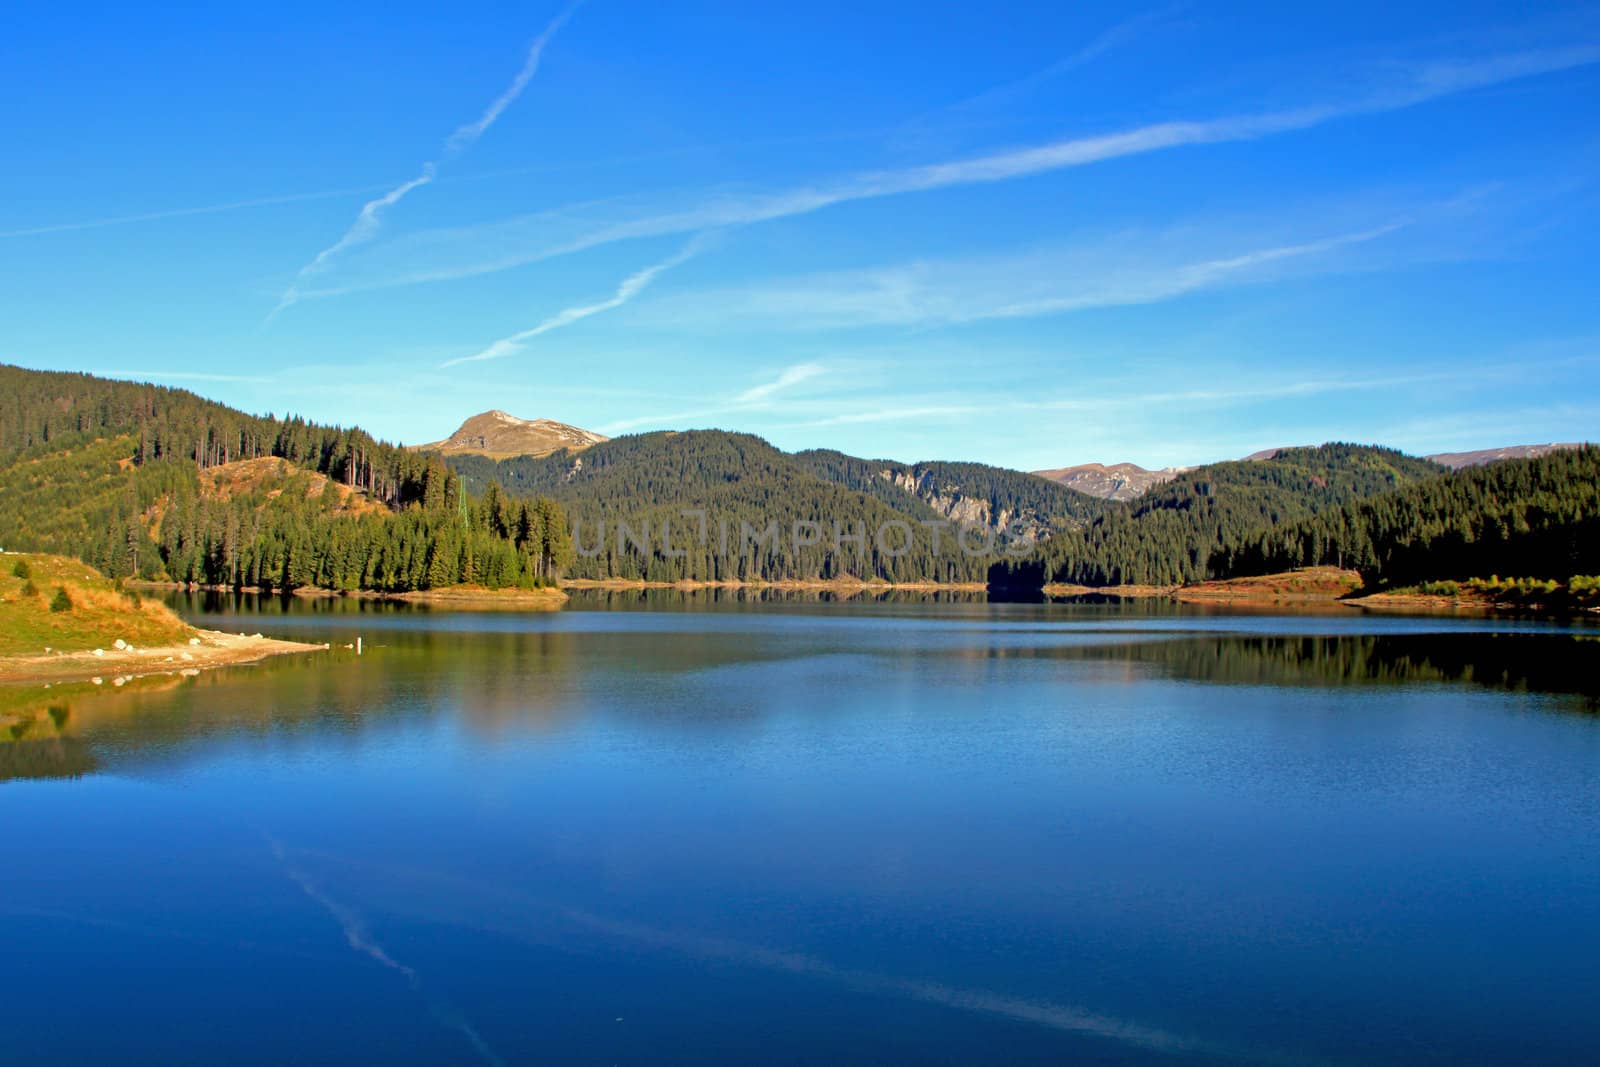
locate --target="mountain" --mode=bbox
[1252,442,1586,469]
[447,432,1127,582]
[1424,443,1584,470]
[3,364,1592,593]
[0,365,571,592]
[794,450,1107,539]
[1030,461,1188,501]
[995,444,1446,589]
[445,431,1005,583]
[1033,442,1588,501]
[415,410,606,459]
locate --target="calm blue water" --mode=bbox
[4,596,1599,1064]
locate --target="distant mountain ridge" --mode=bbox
[1425,443,1583,470]
[1029,461,1190,501]
[1035,443,1586,500]
[416,409,606,459]
[999,444,1449,589]
[3,364,1593,591]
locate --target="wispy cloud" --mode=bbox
[268,2,583,321]
[587,347,1527,440]
[445,3,582,154]
[0,184,397,240]
[779,370,1462,430]
[649,219,1412,331]
[733,362,826,404]
[797,404,983,427]
[93,369,276,385]
[1031,369,1471,413]
[294,41,1600,300]
[903,5,1182,131]
[441,234,707,368]
[598,361,829,434]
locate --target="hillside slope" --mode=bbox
[1031,443,1586,500]
[1425,443,1583,470]
[1213,446,1600,586]
[0,553,191,656]
[794,450,1107,538]
[0,366,570,593]
[448,432,1002,583]
[996,444,1444,588]
[0,552,318,682]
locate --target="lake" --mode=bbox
[4,594,1600,1064]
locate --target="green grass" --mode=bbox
[0,552,193,657]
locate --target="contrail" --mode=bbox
[903,4,1182,130]
[267,1,584,323]
[285,848,1308,1063]
[289,41,1600,302]
[440,232,706,367]
[598,360,828,433]
[268,840,505,1067]
[445,2,583,155]
[0,183,395,239]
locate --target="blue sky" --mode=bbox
[3,1,1597,469]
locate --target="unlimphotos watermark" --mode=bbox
[572,509,1037,558]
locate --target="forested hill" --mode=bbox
[792,450,1108,538]
[0,365,571,592]
[1211,446,1600,586]
[445,431,1027,583]
[992,444,1445,588]
[6,365,1587,591]
[448,434,1104,533]
[2,364,425,502]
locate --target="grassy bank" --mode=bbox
[0,553,191,656]
[1,552,322,683]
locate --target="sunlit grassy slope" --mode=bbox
[0,552,193,657]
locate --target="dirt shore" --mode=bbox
[132,580,568,606]
[1345,590,1559,614]
[561,577,989,593]
[1042,582,1176,598]
[1046,568,1366,605]
[390,585,568,608]
[0,629,325,685]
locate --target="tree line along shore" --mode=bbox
[2,364,1596,607]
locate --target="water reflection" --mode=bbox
[1031,632,1600,704]
[8,603,1600,1064]
[4,606,1597,785]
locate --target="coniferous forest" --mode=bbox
[2,364,1595,593]
[0,366,570,591]
[447,431,1004,583]
[1210,446,1600,586]
[988,445,1445,588]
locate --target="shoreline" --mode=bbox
[561,577,989,593]
[389,585,568,609]
[1044,567,1365,605]
[130,580,569,605]
[124,574,1598,617]
[0,629,326,686]
[1046,568,1600,617]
